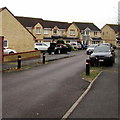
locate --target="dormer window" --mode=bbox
[36,27,41,34]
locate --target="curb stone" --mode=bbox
[61,71,103,120]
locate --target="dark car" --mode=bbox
[47,43,68,54]
[89,45,115,66]
[81,44,88,49]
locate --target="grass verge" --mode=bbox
[81,67,102,82]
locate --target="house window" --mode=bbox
[81,30,84,34]
[61,30,66,35]
[94,32,97,36]
[53,29,57,34]
[70,30,75,35]
[86,30,90,35]
[4,40,8,48]
[44,30,49,34]
[36,27,41,34]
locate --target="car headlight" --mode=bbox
[89,55,95,58]
[55,47,57,50]
[108,54,113,57]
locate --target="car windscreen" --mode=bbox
[88,44,97,48]
[94,46,111,52]
[36,44,42,46]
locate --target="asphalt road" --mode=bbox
[69,50,119,119]
[3,50,89,118]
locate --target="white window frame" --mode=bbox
[44,29,49,35]
[36,27,41,34]
[61,30,66,35]
[4,40,8,48]
[70,30,75,35]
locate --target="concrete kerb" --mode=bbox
[61,71,103,120]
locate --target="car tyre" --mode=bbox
[9,52,14,54]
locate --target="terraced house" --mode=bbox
[0,7,104,54]
[0,7,35,52]
[101,24,119,46]
[16,16,71,45]
[70,22,102,45]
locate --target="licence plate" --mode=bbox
[99,59,104,62]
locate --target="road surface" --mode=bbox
[3,50,89,118]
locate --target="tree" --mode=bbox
[57,40,64,44]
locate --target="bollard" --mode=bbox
[43,52,45,64]
[86,59,91,76]
[18,55,21,69]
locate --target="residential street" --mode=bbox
[1,2,119,120]
[3,50,89,118]
[69,50,119,119]
[2,50,119,119]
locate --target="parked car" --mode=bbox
[47,43,68,54]
[34,43,49,51]
[4,48,17,54]
[70,43,82,50]
[77,43,82,50]
[81,44,88,49]
[86,44,98,55]
[89,45,115,66]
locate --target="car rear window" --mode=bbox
[88,44,97,48]
[94,46,111,52]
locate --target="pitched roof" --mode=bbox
[0,7,36,38]
[0,7,6,12]
[16,16,44,27]
[73,22,101,31]
[16,16,70,29]
[107,24,118,33]
[42,20,70,29]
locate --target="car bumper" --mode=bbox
[90,57,114,64]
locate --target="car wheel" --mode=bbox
[9,52,14,54]
[35,48,38,50]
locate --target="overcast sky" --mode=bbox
[1,0,119,28]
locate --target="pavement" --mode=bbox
[62,49,119,119]
[2,51,82,71]
[2,49,119,119]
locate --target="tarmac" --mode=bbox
[2,49,119,119]
[62,49,119,119]
[2,51,82,71]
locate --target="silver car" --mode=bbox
[86,44,98,55]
